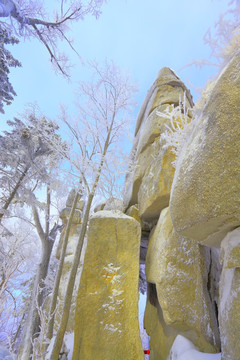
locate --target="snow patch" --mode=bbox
[104,323,119,333]
[167,335,221,360]
[112,289,124,296]
[64,332,74,360]
[0,346,13,360]
[103,263,121,273]
[92,210,129,219]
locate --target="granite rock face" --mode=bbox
[219,228,240,360]
[170,51,240,247]
[145,207,220,353]
[73,211,143,360]
[124,68,193,222]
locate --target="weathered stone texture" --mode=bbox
[145,207,220,353]
[73,210,143,360]
[170,51,240,247]
[134,67,193,137]
[219,228,240,360]
[138,135,175,221]
[124,67,193,221]
[126,204,142,225]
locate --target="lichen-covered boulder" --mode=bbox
[145,207,220,353]
[126,204,142,224]
[124,67,193,221]
[134,67,193,137]
[138,136,175,220]
[170,51,240,247]
[219,228,240,360]
[73,210,143,360]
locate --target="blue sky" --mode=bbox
[1,0,231,132]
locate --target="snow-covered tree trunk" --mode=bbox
[0,165,29,224]
[17,238,54,360]
[46,188,81,341]
[17,199,61,359]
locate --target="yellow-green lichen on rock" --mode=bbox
[219,228,240,360]
[138,140,175,220]
[126,204,142,225]
[134,67,194,137]
[124,68,193,220]
[72,210,144,360]
[145,207,220,353]
[169,50,240,247]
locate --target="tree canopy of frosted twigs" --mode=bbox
[0,25,21,113]
[0,0,105,76]
[0,0,106,112]
[0,114,66,223]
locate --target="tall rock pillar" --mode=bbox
[72,210,144,360]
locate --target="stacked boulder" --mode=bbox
[169,52,240,360]
[124,67,194,222]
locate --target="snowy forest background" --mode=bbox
[0,0,240,359]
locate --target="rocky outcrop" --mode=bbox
[145,207,220,353]
[219,228,240,360]
[169,51,240,247]
[73,210,143,360]
[124,67,193,221]
[66,56,240,360]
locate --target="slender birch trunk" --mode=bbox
[0,165,29,224]
[46,189,81,340]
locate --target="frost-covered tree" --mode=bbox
[0,25,21,113]
[0,0,105,76]
[183,0,240,74]
[0,114,65,223]
[204,0,240,65]
[0,220,38,351]
[0,113,68,359]
[16,190,62,360]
